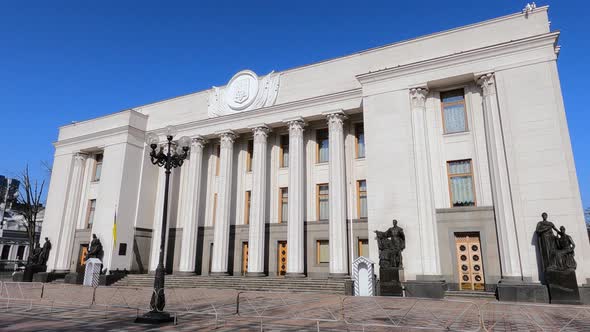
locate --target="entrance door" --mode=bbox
[455,234,485,291]
[77,244,89,273]
[242,242,249,276]
[277,241,287,276]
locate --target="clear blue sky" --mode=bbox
[1,1,588,208]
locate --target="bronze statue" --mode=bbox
[556,226,576,271]
[38,237,51,266]
[87,234,103,260]
[28,240,42,265]
[374,219,406,268]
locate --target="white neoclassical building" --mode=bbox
[41,6,589,299]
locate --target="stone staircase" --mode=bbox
[112,274,349,295]
[445,290,497,300]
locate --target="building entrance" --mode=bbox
[242,242,248,276]
[77,244,89,273]
[455,233,485,291]
[277,241,287,276]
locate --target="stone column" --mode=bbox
[409,87,442,276]
[285,117,306,278]
[210,130,237,275]
[54,152,87,272]
[149,167,167,272]
[326,111,349,277]
[478,73,521,278]
[247,125,270,276]
[178,136,207,274]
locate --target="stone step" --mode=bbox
[445,290,496,299]
[112,275,349,294]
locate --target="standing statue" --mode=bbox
[374,219,406,268]
[38,237,52,266]
[28,240,42,265]
[87,234,103,260]
[535,212,559,271]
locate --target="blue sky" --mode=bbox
[1,1,588,208]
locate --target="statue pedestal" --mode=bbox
[22,264,47,282]
[545,270,580,304]
[379,267,403,296]
[83,258,102,287]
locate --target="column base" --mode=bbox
[404,276,447,299]
[209,272,230,276]
[285,272,306,278]
[174,271,197,276]
[135,310,175,325]
[329,273,349,279]
[496,278,549,303]
[246,272,266,277]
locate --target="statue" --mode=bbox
[535,212,559,271]
[38,237,51,266]
[28,240,42,265]
[535,212,580,304]
[374,219,406,268]
[87,234,103,260]
[556,226,576,271]
[374,219,406,296]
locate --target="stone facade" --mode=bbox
[40,7,590,299]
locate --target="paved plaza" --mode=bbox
[0,282,589,331]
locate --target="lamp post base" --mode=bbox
[135,310,175,324]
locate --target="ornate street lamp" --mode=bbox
[136,125,191,324]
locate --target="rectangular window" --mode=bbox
[16,245,26,260]
[358,239,368,258]
[357,180,368,219]
[86,199,96,228]
[447,160,476,207]
[316,240,329,264]
[316,129,329,163]
[317,184,329,221]
[279,135,289,168]
[279,187,288,223]
[215,145,221,176]
[93,153,103,182]
[355,123,365,158]
[246,140,254,172]
[212,193,218,225]
[244,191,251,225]
[441,89,467,134]
[1,245,10,260]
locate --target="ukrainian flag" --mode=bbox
[112,209,117,246]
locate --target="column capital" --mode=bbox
[249,124,271,143]
[284,117,306,137]
[74,152,88,161]
[477,72,496,97]
[191,136,207,149]
[217,130,238,147]
[324,111,347,131]
[409,87,429,109]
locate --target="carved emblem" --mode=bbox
[233,78,250,104]
[208,70,281,118]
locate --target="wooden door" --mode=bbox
[277,241,287,276]
[77,244,89,273]
[242,242,249,276]
[455,234,485,291]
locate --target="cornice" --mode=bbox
[150,88,362,136]
[356,31,559,85]
[53,125,145,149]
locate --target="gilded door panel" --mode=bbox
[277,241,287,276]
[242,242,249,276]
[455,234,485,291]
[77,244,89,273]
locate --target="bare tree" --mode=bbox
[13,165,45,262]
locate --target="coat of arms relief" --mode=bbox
[207,70,281,118]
